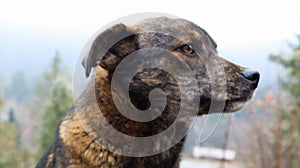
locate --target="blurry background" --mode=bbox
[0,0,299,167]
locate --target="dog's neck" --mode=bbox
[62,67,189,167]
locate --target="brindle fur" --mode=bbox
[37,17,259,168]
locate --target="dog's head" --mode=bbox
[82,17,259,115]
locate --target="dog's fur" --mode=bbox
[36,17,259,168]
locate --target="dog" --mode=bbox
[36,17,259,168]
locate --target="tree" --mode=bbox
[270,35,300,104]
[36,79,72,157]
[0,121,24,168]
[35,52,73,158]
[0,85,25,168]
[269,35,300,168]
[30,51,67,125]
[8,107,16,123]
[34,51,69,99]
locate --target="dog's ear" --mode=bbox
[82,24,137,77]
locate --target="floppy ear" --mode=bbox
[82,23,137,77]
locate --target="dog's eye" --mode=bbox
[179,44,196,56]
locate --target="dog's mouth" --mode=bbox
[198,95,251,115]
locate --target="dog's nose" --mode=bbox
[241,69,260,88]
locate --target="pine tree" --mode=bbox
[36,52,73,158]
[269,35,300,168]
[8,107,16,123]
[270,35,300,103]
[0,121,24,168]
[35,51,67,99]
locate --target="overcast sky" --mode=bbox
[1,0,299,49]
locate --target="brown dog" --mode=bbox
[37,17,259,168]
